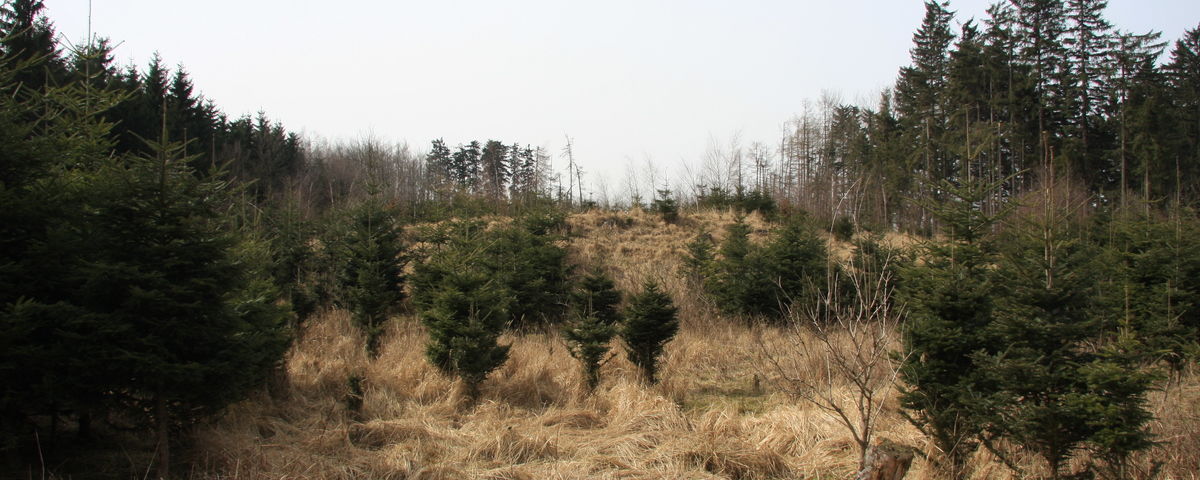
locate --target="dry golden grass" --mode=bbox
[190,209,1200,480]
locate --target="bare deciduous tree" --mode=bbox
[757,249,906,469]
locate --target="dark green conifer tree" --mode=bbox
[863,91,909,227]
[0,51,124,458]
[450,141,482,191]
[897,178,1008,480]
[417,227,511,402]
[762,217,829,313]
[480,139,509,202]
[426,138,453,194]
[896,0,955,226]
[563,313,616,392]
[621,281,679,384]
[1166,24,1200,205]
[1062,0,1115,187]
[702,217,828,318]
[978,216,1103,478]
[651,188,679,223]
[563,269,622,392]
[494,218,571,328]
[167,67,220,174]
[975,175,1155,479]
[507,143,539,202]
[682,231,716,280]
[265,202,323,323]
[0,0,65,91]
[1095,214,1200,373]
[411,216,569,330]
[1108,30,1166,206]
[337,195,405,357]
[77,137,291,479]
[1011,0,1071,167]
[572,268,623,325]
[704,218,769,315]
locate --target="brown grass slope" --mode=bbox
[191,208,1200,480]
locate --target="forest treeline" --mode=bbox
[7,0,1198,228]
[2,0,1200,478]
[750,0,1200,232]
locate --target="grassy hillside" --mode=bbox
[188,209,1200,480]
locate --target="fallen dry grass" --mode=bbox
[189,208,1200,480]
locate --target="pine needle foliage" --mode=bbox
[411,216,570,330]
[652,188,679,224]
[681,230,716,280]
[563,313,616,392]
[896,178,1009,479]
[621,281,679,384]
[698,216,828,319]
[77,137,292,478]
[973,184,1156,479]
[563,269,622,391]
[416,227,511,402]
[337,195,406,357]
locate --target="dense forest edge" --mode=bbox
[2,0,1199,479]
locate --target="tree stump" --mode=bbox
[855,438,916,480]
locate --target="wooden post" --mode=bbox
[855,439,915,480]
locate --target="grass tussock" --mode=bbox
[189,209,1200,480]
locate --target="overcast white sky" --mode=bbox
[40,0,1200,198]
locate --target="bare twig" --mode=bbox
[756,247,907,468]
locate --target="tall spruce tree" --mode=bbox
[897,178,1008,480]
[480,139,509,202]
[1109,30,1166,207]
[0,50,125,459]
[975,174,1154,479]
[981,2,1035,195]
[450,141,482,191]
[0,0,65,91]
[426,138,453,193]
[78,137,291,480]
[1062,0,1114,188]
[1167,24,1200,205]
[946,19,989,183]
[1011,0,1070,169]
[167,67,220,174]
[1124,50,1172,210]
[896,1,955,231]
[507,143,539,202]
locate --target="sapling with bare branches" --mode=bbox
[758,245,906,469]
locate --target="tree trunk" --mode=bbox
[855,439,915,480]
[155,394,170,480]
